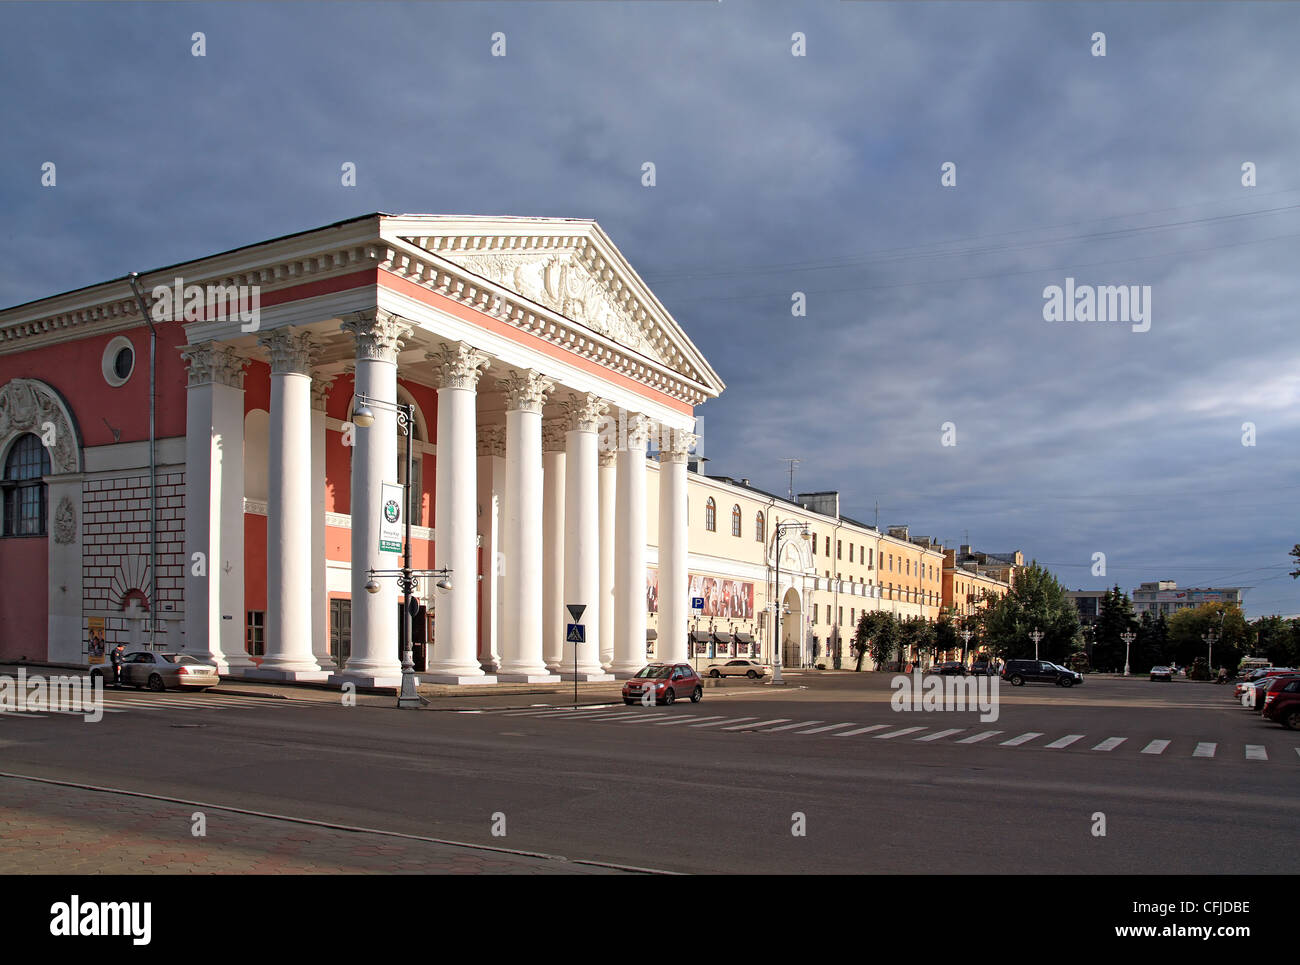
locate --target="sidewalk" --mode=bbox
[0,661,767,711]
[0,776,627,874]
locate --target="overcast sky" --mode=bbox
[3,1,1297,617]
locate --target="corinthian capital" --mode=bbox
[259,329,317,375]
[624,413,656,451]
[499,369,555,414]
[430,341,491,390]
[341,309,412,363]
[180,342,248,389]
[542,419,568,453]
[310,372,337,411]
[477,425,506,458]
[658,428,698,463]
[560,391,609,433]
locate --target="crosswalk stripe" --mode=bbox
[916,728,964,742]
[1193,742,1217,758]
[1245,745,1268,761]
[1092,737,1127,752]
[1045,735,1085,749]
[653,715,725,727]
[874,726,926,740]
[690,717,757,729]
[791,722,855,735]
[833,724,890,737]
[723,718,790,731]
[760,720,824,732]
[612,713,675,723]
[956,730,1002,744]
[1141,740,1171,755]
[1001,732,1043,747]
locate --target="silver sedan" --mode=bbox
[91,652,221,692]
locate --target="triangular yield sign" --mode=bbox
[566,603,586,623]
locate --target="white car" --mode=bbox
[705,659,770,679]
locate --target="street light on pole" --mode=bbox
[355,393,451,709]
[770,521,810,686]
[1028,628,1043,661]
[1120,630,1135,677]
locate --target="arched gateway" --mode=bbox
[0,215,725,681]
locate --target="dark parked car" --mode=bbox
[621,663,702,705]
[933,661,967,676]
[1001,659,1083,688]
[1262,676,1300,730]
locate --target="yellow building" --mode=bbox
[642,467,945,671]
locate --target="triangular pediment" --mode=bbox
[381,215,724,397]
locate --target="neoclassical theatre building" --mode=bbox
[0,214,1012,681]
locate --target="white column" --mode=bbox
[180,342,253,673]
[598,447,617,672]
[476,426,505,672]
[329,310,410,688]
[656,428,697,664]
[561,392,613,681]
[612,415,653,676]
[427,342,495,684]
[542,421,566,672]
[310,374,334,670]
[498,370,560,682]
[246,331,326,681]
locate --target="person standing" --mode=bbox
[109,642,126,689]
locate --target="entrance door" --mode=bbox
[329,599,351,668]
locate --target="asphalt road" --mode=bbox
[1,672,1294,874]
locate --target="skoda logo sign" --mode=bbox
[384,500,401,524]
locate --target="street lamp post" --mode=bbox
[1028,628,1043,661]
[1120,630,1135,677]
[354,394,452,709]
[770,521,810,686]
[959,628,973,665]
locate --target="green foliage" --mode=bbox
[855,610,899,671]
[979,562,1080,662]
[1166,604,1248,670]
[1093,585,1139,672]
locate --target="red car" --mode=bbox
[622,663,703,706]
[1260,674,1300,724]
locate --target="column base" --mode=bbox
[560,671,615,682]
[423,673,500,686]
[327,671,404,689]
[496,672,562,683]
[241,668,330,683]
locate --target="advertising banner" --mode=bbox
[380,482,404,554]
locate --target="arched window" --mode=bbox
[2,433,50,537]
[704,497,716,532]
[755,512,765,543]
[730,504,741,537]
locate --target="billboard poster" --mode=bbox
[87,617,106,664]
[687,574,755,619]
[646,567,658,613]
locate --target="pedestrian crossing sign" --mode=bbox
[566,623,585,644]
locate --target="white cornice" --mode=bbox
[0,218,383,354]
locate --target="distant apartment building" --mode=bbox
[1130,581,1244,617]
[1066,590,1107,626]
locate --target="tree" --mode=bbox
[1289,544,1300,579]
[1090,585,1140,672]
[979,562,1080,662]
[1135,611,1169,670]
[855,610,898,672]
[898,615,935,666]
[1252,615,1299,667]
[1166,603,1248,671]
[934,612,960,660]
